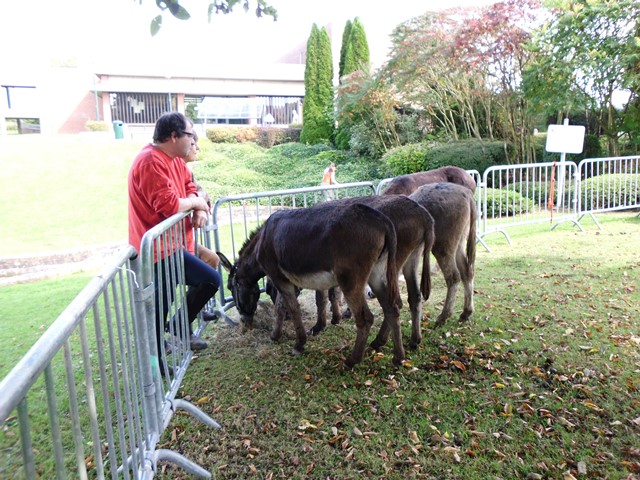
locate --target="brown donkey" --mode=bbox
[310,195,435,351]
[382,165,476,195]
[218,202,404,368]
[409,182,477,327]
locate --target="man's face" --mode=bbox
[175,125,195,158]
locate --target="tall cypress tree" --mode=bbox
[301,24,320,144]
[339,19,353,81]
[343,17,370,76]
[336,17,371,149]
[301,24,334,144]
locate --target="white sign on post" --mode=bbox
[545,124,585,154]
[545,121,585,210]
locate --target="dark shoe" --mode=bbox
[164,339,173,355]
[202,309,218,321]
[190,334,208,351]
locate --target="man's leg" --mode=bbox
[183,250,221,349]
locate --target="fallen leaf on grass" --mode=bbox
[452,360,466,371]
[298,419,317,430]
[583,400,604,412]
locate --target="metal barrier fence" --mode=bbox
[0,215,220,479]
[0,246,151,479]
[577,155,640,228]
[2,156,638,478]
[480,161,583,244]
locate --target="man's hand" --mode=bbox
[192,209,208,229]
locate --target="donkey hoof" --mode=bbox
[342,359,355,370]
[409,339,421,350]
[341,308,352,319]
[392,356,405,368]
[291,347,304,357]
[330,316,341,325]
[309,326,323,336]
[459,310,473,321]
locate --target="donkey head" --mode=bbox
[217,252,261,328]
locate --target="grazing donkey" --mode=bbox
[409,182,477,327]
[383,165,476,195]
[218,202,405,368]
[310,195,436,351]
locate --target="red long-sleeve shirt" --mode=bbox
[128,143,197,258]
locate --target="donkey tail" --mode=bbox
[381,213,400,308]
[419,207,436,300]
[466,196,477,280]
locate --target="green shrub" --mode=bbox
[381,139,506,177]
[381,143,430,176]
[256,127,303,148]
[85,120,109,132]
[257,128,279,148]
[581,173,640,209]
[483,188,532,218]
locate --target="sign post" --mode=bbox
[545,119,585,209]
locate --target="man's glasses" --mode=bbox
[180,131,195,138]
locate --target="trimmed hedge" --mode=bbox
[427,140,509,173]
[206,126,302,147]
[512,181,574,207]
[85,120,110,132]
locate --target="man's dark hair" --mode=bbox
[153,112,192,143]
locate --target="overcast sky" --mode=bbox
[1,0,496,74]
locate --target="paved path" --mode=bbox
[0,242,127,286]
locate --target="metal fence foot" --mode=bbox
[155,448,212,478]
[173,398,222,429]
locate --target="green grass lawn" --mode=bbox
[0,135,142,255]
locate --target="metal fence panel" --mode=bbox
[0,247,150,479]
[577,156,640,226]
[480,162,582,243]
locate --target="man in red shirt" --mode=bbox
[128,112,220,361]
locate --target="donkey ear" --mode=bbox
[217,252,234,273]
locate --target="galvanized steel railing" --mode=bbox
[577,155,640,228]
[0,214,220,479]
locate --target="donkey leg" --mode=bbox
[368,277,404,365]
[435,256,460,327]
[342,291,373,369]
[403,261,423,349]
[329,287,342,325]
[457,248,475,321]
[310,290,328,335]
[369,286,390,351]
[271,294,286,342]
